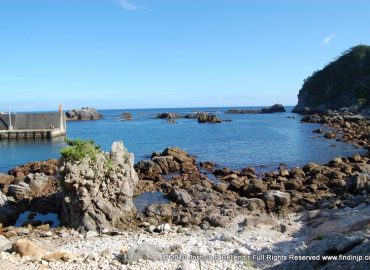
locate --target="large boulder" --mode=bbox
[60,141,139,232]
[8,182,32,200]
[12,239,47,261]
[65,107,103,121]
[26,173,57,197]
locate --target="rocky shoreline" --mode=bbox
[1,111,370,269]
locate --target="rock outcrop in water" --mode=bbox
[197,112,222,123]
[65,107,103,121]
[121,112,133,121]
[60,141,139,232]
[293,45,370,114]
[226,104,286,114]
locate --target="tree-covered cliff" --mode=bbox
[293,45,370,113]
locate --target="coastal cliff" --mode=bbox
[293,45,370,114]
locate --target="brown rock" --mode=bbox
[0,174,14,193]
[12,239,47,261]
[162,147,194,164]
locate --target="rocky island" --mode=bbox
[226,104,286,114]
[65,107,103,121]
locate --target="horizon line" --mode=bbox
[4,104,296,113]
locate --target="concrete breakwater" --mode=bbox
[0,110,66,140]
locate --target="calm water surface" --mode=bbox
[0,107,362,173]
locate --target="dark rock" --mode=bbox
[292,45,370,114]
[121,112,133,121]
[155,113,182,119]
[242,179,267,196]
[135,160,163,180]
[226,104,286,114]
[260,104,286,113]
[346,173,369,193]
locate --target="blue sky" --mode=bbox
[0,0,369,111]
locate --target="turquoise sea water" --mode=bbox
[0,107,363,173]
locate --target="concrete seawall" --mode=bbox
[0,112,66,139]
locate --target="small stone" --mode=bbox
[180,261,197,270]
[85,231,99,239]
[233,247,251,256]
[0,236,11,252]
[120,246,128,255]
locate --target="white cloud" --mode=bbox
[323,33,336,46]
[117,0,150,11]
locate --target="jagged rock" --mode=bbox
[60,141,139,232]
[65,107,103,121]
[152,156,180,173]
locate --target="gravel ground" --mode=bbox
[0,213,308,270]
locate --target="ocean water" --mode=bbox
[0,107,363,173]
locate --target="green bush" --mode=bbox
[61,138,101,162]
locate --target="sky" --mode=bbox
[0,0,370,111]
